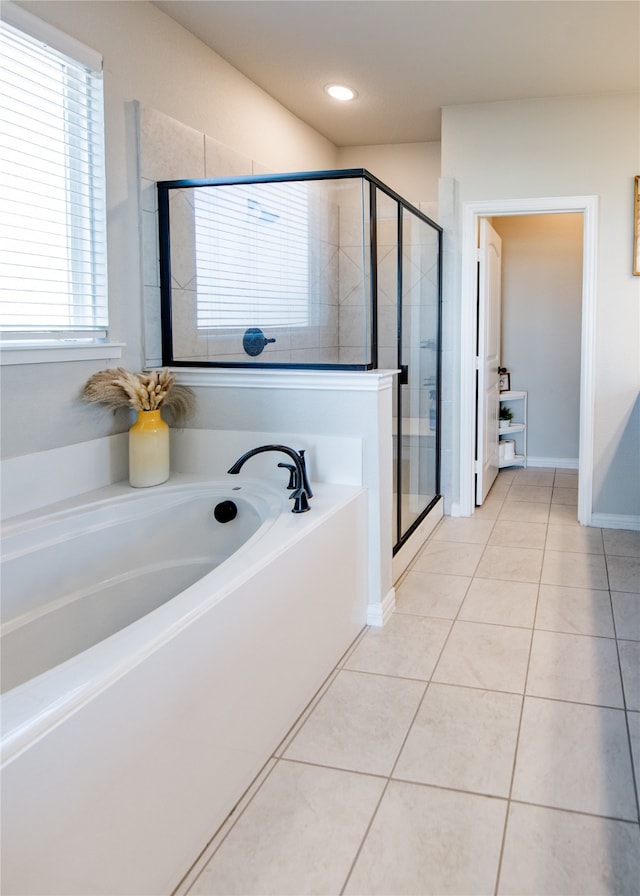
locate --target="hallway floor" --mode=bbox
[177,468,640,895]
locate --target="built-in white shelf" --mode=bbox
[499,390,527,468]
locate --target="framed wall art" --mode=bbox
[634,175,640,276]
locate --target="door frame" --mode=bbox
[459,195,598,524]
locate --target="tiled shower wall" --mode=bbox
[167,185,346,365]
[375,200,441,402]
[138,103,371,368]
[336,195,369,366]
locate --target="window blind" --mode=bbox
[192,181,309,329]
[0,8,107,340]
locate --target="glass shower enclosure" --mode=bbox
[157,169,442,554]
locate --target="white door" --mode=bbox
[475,218,502,505]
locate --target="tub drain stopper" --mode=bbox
[214,500,238,523]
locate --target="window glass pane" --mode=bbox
[0,15,107,339]
[193,181,309,328]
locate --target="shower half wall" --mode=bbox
[157,169,442,554]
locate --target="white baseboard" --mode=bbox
[591,513,640,531]
[367,587,396,627]
[527,456,579,469]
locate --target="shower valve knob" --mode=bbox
[243,327,276,356]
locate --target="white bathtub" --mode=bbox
[0,475,367,895]
[1,483,277,694]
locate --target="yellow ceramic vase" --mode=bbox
[128,409,170,487]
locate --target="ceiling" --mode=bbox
[153,1,639,147]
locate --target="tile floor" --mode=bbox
[176,468,640,895]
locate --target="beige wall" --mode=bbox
[338,142,441,208]
[493,214,583,464]
[442,94,640,518]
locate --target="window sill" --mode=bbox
[0,342,125,366]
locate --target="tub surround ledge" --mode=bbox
[1,433,129,521]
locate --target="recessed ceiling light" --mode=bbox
[324,84,357,102]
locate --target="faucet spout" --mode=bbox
[227,444,313,512]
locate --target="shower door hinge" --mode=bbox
[399,365,409,385]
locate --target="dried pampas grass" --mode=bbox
[83,367,196,426]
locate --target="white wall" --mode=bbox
[441,95,640,518]
[4,4,638,524]
[1,0,337,460]
[493,213,583,465]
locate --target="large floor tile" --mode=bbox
[497,470,518,484]
[541,550,608,590]
[526,630,624,707]
[432,620,531,693]
[535,584,614,637]
[603,528,640,558]
[629,711,640,786]
[619,640,640,711]
[553,471,579,489]
[498,500,550,524]
[283,669,424,776]
[473,493,505,520]
[512,697,637,820]
[506,484,553,504]
[612,591,640,640]
[548,503,580,525]
[393,683,521,797]
[488,479,511,499]
[432,516,495,544]
[513,469,555,487]
[551,487,578,506]
[395,570,470,619]
[344,781,507,896]
[489,520,547,550]
[273,670,340,758]
[343,613,451,680]
[607,554,640,593]
[188,760,385,895]
[458,577,538,628]
[412,540,484,577]
[545,524,604,554]
[498,802,640,895]
[476,545,543,583]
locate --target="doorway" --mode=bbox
[459,196,598,524]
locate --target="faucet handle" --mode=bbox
[291,487,311,513]
[277,462,297,489]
